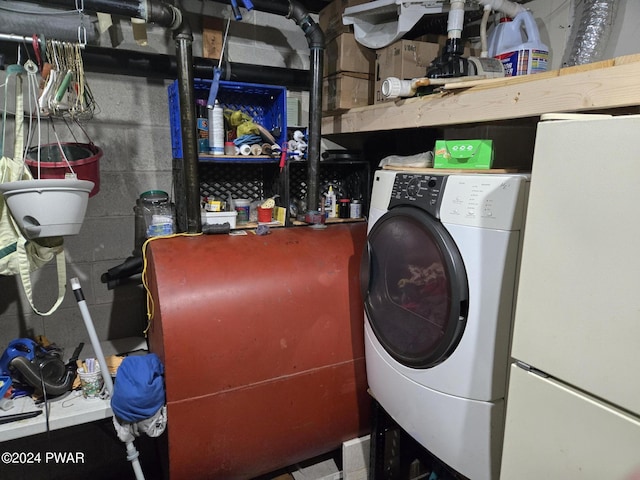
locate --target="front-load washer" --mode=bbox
[361,169,529,480]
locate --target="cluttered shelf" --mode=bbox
[0,337,147,442]
[197,154,279,164]
[321,54,640,136]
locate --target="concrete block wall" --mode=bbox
[0,3,313,355]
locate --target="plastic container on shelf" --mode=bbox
[196,99,209,153]
[168,79,287,162]
[136,190,175,240]
[487,16,519,58]
[201,210,238,229]
[234,199,251,224]
[489,10,549,76]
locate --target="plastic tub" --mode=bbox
[0,179,94,239]
[234,199,250,224]
[25,143,102,197]
[201,210,238,229]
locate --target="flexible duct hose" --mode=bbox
[563,0,618,66]
[9,355,76,397]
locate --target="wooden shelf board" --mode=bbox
[381,166,523,174]
[321,54,640,135]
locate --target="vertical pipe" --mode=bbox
[208,0,325,214]
[287,0,324,214]
[174,31,201,233]
[307,46,323,212]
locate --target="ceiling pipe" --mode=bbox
[79,47,311,88]
[0,38,310,89]
[208,0,324,214]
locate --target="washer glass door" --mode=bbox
[362,206,468,368]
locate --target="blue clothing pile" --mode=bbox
[111,353,165,423]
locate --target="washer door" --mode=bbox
[361,206,468,369]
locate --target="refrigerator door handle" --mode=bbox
[515,360,550,378]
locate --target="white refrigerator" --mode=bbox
[500,114,640,480]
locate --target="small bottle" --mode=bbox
[350,199,362,219]
[338,198,350,219]
[208,100,225,156]
[196,99,209,153]
[326,186,337,218]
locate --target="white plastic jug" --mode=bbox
[487,17,521,58]
[489,10,549,76]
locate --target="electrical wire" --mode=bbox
[141,232,203,336]
[37,364,51,433]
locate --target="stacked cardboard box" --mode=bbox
[374,40,440,104]
[320,0,374,113]
[374,37,476,104]
[319,0,369,43]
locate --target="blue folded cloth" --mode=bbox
[233,134,262,146]
[111,353,165,423]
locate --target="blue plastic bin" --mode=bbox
[168,79,287,161]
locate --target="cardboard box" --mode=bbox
[374,36,478,103]
[443,124,537,170]
[434,140,494,169]
[325,33,375,77]
[322,73,371,113]
[374,40,441,104]
[202,17,223,60]
[319,0,369,43]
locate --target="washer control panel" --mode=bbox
[389,173,448,218]
[440,174,530,230]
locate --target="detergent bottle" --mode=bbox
[487,16,520,58]
[489,10,549,76]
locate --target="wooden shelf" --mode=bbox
[321,54,640,135]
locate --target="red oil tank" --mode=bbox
[146,223,370,479]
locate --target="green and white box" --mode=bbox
[434,139,494,169]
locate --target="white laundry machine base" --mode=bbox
[366,325,504,480]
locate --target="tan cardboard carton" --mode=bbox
[324,32,375,77]
[319,0,369,43]
[374,37,477,103]
[322,73,371,113]
[374,40,440,104]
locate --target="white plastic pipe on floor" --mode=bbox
[70,277,145,480]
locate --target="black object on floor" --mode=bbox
[369,397,468,480]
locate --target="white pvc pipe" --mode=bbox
[479,4,492,57]
[477,0,526,19]
[447,0,466,39]
[70,277,114,395]
[70,277,145,480]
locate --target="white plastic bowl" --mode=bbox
[0,179,94,239]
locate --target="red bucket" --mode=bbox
[25,142,102,197]
[257,206,274,223]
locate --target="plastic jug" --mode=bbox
[489,10,549,76]
[487,17,521,58]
